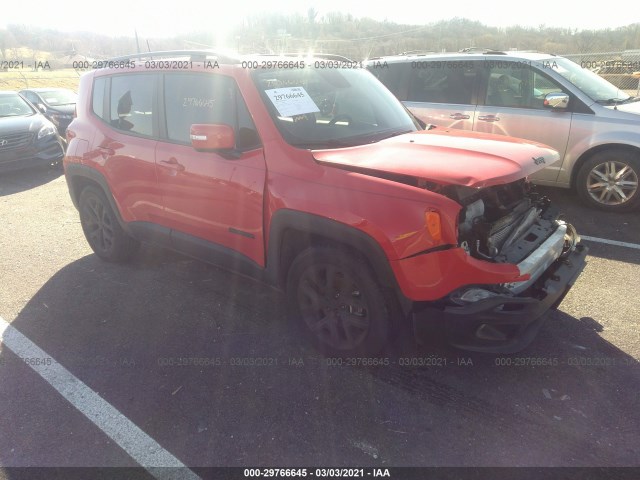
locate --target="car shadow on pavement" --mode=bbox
[0,166,63,197]
[1,252,639,468]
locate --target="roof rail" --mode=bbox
[458,47,507,55]
[398,50,436,56]
[108,50,241,64]
[256,53,354,62]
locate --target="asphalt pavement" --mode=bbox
[0,167,638,477]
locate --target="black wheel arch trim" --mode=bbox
[266,209,413,314]
[65,163,128,231]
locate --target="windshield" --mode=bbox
[252,66,418,149]
[548,57,631,103]
[0,93,36,118]
[39,89,78,106]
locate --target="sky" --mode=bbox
[2,0,639,39]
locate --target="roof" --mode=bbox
[366,50,560,63]
[19,87,75,93]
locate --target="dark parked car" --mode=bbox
[0,91,65,173]
[19,88,77,136]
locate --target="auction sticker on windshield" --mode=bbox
[265,87,320,117]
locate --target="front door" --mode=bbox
[473,61,573,183]
[155,73,266,266]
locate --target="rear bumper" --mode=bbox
[413,243,588,354]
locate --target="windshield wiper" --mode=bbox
[346,129,414,145]
[290,139,357,149]
[597,97,630,105]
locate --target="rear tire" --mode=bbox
[576,150,640,212]
[286,245,400,357]
[78,186,139,262]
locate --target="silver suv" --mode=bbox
[366,50,640,212]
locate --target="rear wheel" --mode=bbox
[576,150,640,212]
[286,246,399,357]
[78,186,139,262]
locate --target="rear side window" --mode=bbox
[109,74,155,137]
[368,62,408,99]
[407,61,476,104]
[164,73,260,149]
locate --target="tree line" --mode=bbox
[1,16,639,64]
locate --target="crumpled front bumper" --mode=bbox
[413,242,588,354]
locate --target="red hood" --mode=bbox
[312,129,560,188]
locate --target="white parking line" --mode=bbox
[581,235,640,251]
[0,316,200,480]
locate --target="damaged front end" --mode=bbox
[414,179,588,354]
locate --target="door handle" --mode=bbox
[449,113,470,120]
[478,115,500,122]
[159,158,185,172]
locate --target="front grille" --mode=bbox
[0,132,34,151]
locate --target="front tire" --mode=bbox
[78,186,139,262]
[576,150,640,212]
[286,246,400,357]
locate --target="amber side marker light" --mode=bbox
[425,211,442,242]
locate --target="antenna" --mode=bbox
[134,29,141,55]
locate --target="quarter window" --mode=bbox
[92,77,107,120]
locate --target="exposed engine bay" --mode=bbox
[448,179,578,266]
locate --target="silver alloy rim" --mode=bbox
[587,161,639,206]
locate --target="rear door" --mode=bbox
[155,72,267,266]
[89,73,163,225]
[473,61,573,183]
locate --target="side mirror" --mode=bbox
[190,124,235,151]
[544,92,569,109]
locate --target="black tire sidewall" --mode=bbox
[286,246,396,357]
[78,186,138,262]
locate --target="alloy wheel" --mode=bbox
[82,196,115,254]
[297,264,370,350]
[586,160,639,206]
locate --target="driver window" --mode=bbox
[485,65,525,108]
[485,63,565,109]
[531,71,565,108]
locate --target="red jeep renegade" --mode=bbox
[64,51,587,356]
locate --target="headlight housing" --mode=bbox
[37,123,57,139]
